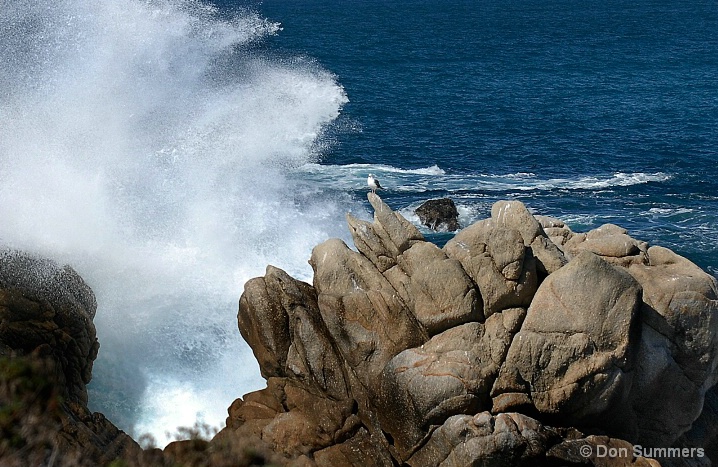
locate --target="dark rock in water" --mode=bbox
[415,198,461,232]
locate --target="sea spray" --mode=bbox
[0,0,359,445]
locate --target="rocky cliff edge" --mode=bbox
[228,194,718,466]
[2,195,718,466]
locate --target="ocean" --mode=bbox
[254,0,718,270]
[1,0,716,445]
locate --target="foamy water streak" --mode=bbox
[0,0,353,445]
[298,163,670,194]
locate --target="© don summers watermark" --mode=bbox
[580,443,705,460]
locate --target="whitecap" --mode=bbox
[298,162,446,176]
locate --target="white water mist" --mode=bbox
[0,0,354,445]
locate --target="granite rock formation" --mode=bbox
[2,194,718,466]
[229,194,718,466]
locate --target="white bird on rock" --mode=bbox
[367,174,383,193]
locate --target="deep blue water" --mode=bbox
[223,0,718,276]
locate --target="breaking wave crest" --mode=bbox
[0,0,351,445]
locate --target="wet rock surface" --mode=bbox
[415,198,461,232]
[0,250,141,466]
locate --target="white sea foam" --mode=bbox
[648,207,695,215]
[564,172,671,190]
[0,0,352,446]
[297,165,670,194]
[300,162,446,176]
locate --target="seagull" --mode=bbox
[367,174,383,193]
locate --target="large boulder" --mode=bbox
[407,412,553,467]
[309,237,427,389]
[346,192,424,273]
[0,250,98,405]
[564,223,650,267]
[491,200,567,275]
[378,308,525,458]
[491,251,642,439]
[383,241,482,336]
[224,377,359,461]
[238,266,350,399]
[444,219,539,318]
[443,202,567,319]
[408,412,660,467]
[625,246,718,446]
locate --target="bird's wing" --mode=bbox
[376,179,383,189]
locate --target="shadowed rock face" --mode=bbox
[0,250,98,405]
[231,195,718,466]
[0,250,142,466]
[1,252,284,466]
